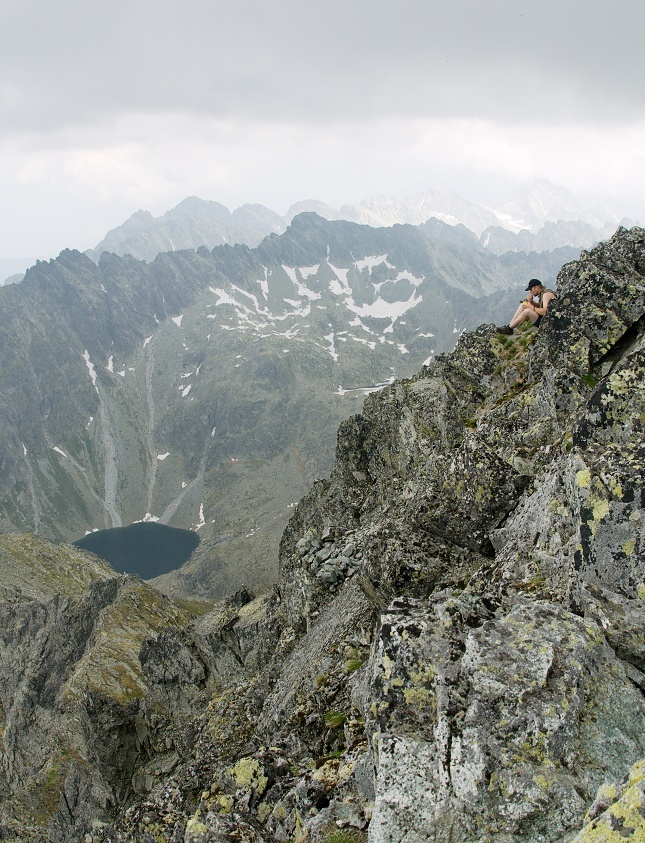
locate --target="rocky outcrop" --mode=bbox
[0,536,199,841]
[1,226,644,842]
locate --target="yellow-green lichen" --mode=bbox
[272,803,288,820]
[218,794,234,814]
[622,540,636,557]
[185,817,210,835]
[576,469,592,488]
[573,763,645,842]
[610,480,623,499]
[380,653,394,680]
[592,498,610,521]
[230,757,268,795]
[403,686,434,708]
[257,802,272,822]
[410,665,435,684]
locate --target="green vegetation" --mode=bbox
[324,830,367,843]
[171,597,215,616]
[324,711,346,728]
[582,373,599,388]
[344,647,364,672]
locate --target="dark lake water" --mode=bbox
[74,522,200,579]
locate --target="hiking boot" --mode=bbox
[497,326,513,335]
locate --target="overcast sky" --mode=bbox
[1,0,644,271]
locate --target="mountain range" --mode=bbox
[82,180,628,269]
[0,213,577,599]
[2,179,632,289]
[1,226,643,843]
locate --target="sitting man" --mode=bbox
[498,279,556,335]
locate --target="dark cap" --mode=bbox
[525,278,542,291]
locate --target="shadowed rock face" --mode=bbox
[1,227,644,843]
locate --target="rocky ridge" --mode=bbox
[1,226,645,842]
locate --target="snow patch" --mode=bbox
[143,335,153,347]
[293,279,321,302]
[52,446,68,458]
[345,290,422,321]
[282,265,299,284]
[328,264,351,296]
[157,453,170,461]
[172,315,183,327]
[196,503,206,530]
[351,336,377,350]
[354,254,392,272]
[395,270,425,287]
[210,286,238,307]
[324,330,339,362]
[335,379,394,397]
[181,384,192,398]
[82,350,99,393]
[231,284,262,310]
[259,268,269,300]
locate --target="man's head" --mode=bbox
[525,279,543,292]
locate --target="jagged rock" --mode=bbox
[367,595,645,843]
[2,227,645,843]
[0,537,202,841]
[571,758,645,842]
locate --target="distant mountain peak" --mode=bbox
[76,180,624,272]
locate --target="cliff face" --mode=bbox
[1,226,644,843]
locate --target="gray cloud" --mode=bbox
[2,0,644,133]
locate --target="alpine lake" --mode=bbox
[74,522,200,579]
